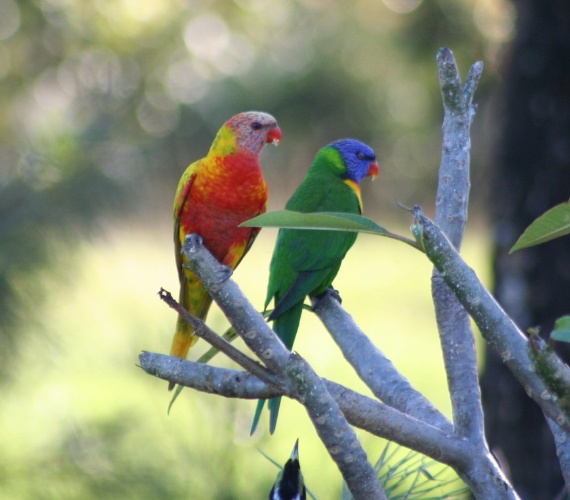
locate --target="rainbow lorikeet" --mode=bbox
[251,139,379,433]
[169,111,282,390]
[269,439,306,500]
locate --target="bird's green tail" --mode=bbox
[251,304,303,435]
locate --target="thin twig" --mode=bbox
[158,288,279,387]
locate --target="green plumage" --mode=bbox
[251,140,378,434]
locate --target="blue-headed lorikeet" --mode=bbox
[252,139,379,432]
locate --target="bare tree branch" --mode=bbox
[167,230,520,498]
[286,353,388,499]
[435,48,480,244]
[158,288,279,387]
[547,417,570,490]
[178,233,385,499]
[139,350,278,398]
[139,351,453,456]
[147,226,517,497]
[139,350,513,496]
[313,294,453,434]
[337,384,515,499]
[432,47,486,445]
[412,205,570,435]
[529,335,570,492]
[431,48,569,499]
[181,234,294,376]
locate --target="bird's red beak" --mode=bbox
[266,126,282,146]
[367,161,380,180]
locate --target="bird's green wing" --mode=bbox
[264,170,361,311]
[268,265,341,320]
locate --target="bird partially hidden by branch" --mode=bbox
[169,111,281,391]
[269,439,307,500]
[252,138,379,434]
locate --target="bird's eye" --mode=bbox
[251,121,263,130]
[356,151,366,160]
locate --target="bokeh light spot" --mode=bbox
[382,0,423,14]
[136,92,180,137]
[0,0,20,40]
[184,14,230,63]
[0,44,11,80]
[387,79,429,125]
[473,0,515,43]
[166,61,208,104]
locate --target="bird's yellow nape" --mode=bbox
[343,179,363,211]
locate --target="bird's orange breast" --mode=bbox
[178,151,268,265]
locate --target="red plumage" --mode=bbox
[168,111,281,390]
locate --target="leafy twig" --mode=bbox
[242,210,420,250]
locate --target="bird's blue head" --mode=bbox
[329,139,379,183]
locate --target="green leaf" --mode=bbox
[242,210,388,233]
[510,201,570,253]
[551,315,570,344]
[554,316,570,331]
[241,210,421,250]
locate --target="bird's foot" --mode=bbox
[183,233,203,253]
[311,286,342,312]
[213,265,233,284]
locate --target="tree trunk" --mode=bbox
[481,0,570,498]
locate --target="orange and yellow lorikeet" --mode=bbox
[252,139,379,433]
[169,111,281,390]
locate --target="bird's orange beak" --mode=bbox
[367,161,380,180]
[266,126,282,146]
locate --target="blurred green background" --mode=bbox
[0,0,512,497]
